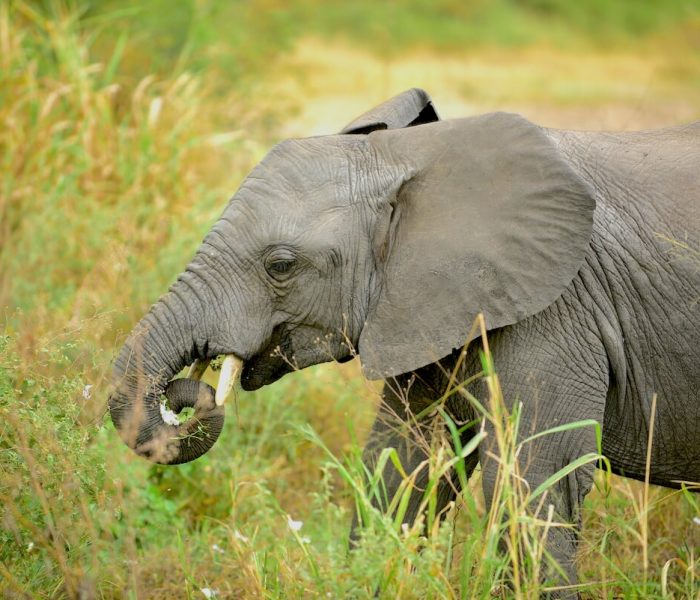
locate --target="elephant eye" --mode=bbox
[265,253,297,279]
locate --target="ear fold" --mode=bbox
[341,88,439,135]
[358,113,595,379]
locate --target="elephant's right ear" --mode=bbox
[340,88,439,135]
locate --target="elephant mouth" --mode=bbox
[187,354,244,405]
[185,347,291,393]
[184,326,295,392]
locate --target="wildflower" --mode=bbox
[694,516,700,526]
[200,588,218,599]
[82,384,92,400]
[233,530,249,543]
[300,536,311,544]
[211,544,224,554]
[287,516,303,532]
[26,542,34,552]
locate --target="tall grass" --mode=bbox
[1,2,699,598]
[0,1,274,333]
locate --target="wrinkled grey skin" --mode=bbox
[110,89,700,596]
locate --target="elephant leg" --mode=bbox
[350,370,478,543]
[480,446,596,598]
[474,307,609,598]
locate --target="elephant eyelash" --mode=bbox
[267,258,296,276]
[264,246,299,280]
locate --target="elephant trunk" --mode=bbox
[108,289,239,465]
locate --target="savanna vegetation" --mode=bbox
[1,1,699,597]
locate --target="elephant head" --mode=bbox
[109,88,594,464]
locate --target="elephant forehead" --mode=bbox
[234,173,350,209]
[254,138,355,192]
[223,183,359,245]
[238,136,388,203]
[214,184,360,256]
[215,135,396,247]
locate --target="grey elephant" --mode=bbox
[109,89,700,595]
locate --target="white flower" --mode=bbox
[200,588,218,599]
[82,384,92,400]
[693,516,700,526]
[159,402,180,426]
[233,530,249,543]
[26,542,34,552]
[211,544,224,554]
[300,536,311,544]
[287,516,303,532]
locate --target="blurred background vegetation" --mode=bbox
[1,0,699,597]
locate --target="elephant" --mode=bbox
[109,88,700,596]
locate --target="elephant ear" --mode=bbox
[358,113,596,379]
[341,88,439,135]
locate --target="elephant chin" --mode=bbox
[240,354,294,390]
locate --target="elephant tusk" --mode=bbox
[187,358,211,380]
[215,354,243,406]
